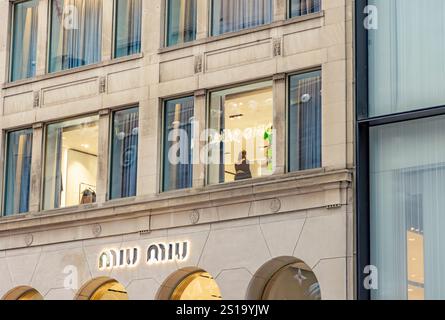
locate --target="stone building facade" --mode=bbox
[0,0,355,300]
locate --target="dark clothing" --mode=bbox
[234,160,252,181]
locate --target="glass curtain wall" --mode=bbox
[288,71,322,172]
[109,108,139,199]
[114,0,142,58]
[211,0,273,36]
[166,0,197,46]
[10,0,39,82]
[163,97,194,192]
[3,129,33,216]
[49,0,102,73]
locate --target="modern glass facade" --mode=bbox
[10,0,39,82]
[357,0,445,300]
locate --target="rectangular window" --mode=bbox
[3,129,33,216]
[289,0,321,18]
[110,107,139,199]
[370,115,445,300]
[288,71,322,172]
[211,0,273,36]
[208,81,274,185]
[49,0,102,73]
[43,116,99,210]
[162,97,194,192]
[10,0,39,82]
[166,0,197,47]
[114,0,142,58]
[368,0,445,117]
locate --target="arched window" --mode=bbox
[2,286,43,300]
[247,256,321,300]
[75,277,128,300]
[157,267,222,300]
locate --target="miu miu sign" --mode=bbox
[98,241,189,270]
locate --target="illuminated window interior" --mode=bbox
[209,81,274,185]
[90,281,129,300]
[262,262,321,300]
[171,271,222,300]
[18,289,43,300]
[43,116,99,210]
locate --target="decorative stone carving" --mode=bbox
[92,224,102,237]
[33,91,40,108]
[273,38,282,57]
[24,234,34,247]
[99,77,106,93]
[190,210,200,225]
[194,55,203,74]
[270,198,281,213]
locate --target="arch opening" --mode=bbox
[157,267,222,300]
[2,286,44,300]
[246,256,321,300]
[75,277,129,300]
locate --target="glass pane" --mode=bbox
[208,81,274,185]
[114,0,142,58]
[370,115,445,300]
[368,0,445,116]
[262,262,321,300]
[11,0,39,82]
[49,0,102,73]
[288,71,322,172]
[163,97,194,192]
[43,116,99,210]
[289,0,321,18]
[4,129,33,216]
[211,0,273,36]
[166,0,197,46]
[110,107,139,199]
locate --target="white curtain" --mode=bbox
[370,115,445,299]
[50,0,102,72]
[212,0,272,36]
[115,0,142,57]
[368,0,445,116]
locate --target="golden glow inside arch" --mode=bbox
[90,281,129,300]
[171,271,222,300]
[2,286,43,300]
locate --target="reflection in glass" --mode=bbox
[288,71,322,171]
[43,116,99,210]
[211,0,273,36]
[49,0,102,73]
[11,0,39,82]
[4,129,33,216]
[262,261,321,300]
[368,0,445,116]
[110,108,139,200]
[166,0,197,46]
[208,81,274,185]
[172,272,222,300]
[289,0,321,18]
[114,0,142,58]
[370,115,445,299]
[163,97,194,192]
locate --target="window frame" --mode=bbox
[1,127,34,217]
[107,105,140,201]
[112,0,142,59]
[160,95,196,193]
[287,0,322,19]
